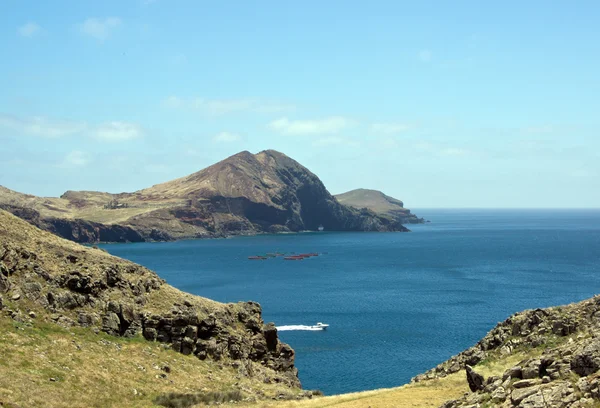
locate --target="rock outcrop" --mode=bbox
[0,150,410,243]
[411,295,600,408]
[0,204,145,243]
[0,209,299,387]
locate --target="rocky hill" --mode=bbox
[412,295,600,407]
[0,150,409,243]
[0,209,310,407]
[334,188,424,224]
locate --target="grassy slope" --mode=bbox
[0,209,306,407]
[236,351,538,408]
[0,317,300,408]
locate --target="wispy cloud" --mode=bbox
[213,131,241,143]
[60,150,91,167]
[439,147,469,156]
[312,136,360,148]
[0,113,143,142]
[18,22,41,38]
[418,49,433,62]
[371,122,411,135]
[77,17,122,40]
[162,96,295,116]
[0,113,86,138]
[268,116,354,135]
[92,122,143,141]
[413,142,471,157]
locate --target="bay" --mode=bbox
[99,209,600,395]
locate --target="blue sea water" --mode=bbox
[99,209,600,395]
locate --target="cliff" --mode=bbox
[334,188,424,224]
[0,150,409,244]
[0,209,309,406]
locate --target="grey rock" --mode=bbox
[513,379,539,388]
[264,323,278,352]
[465,365,484,392]
[0,269,10,293]
[491,386,507,402]
[511,387,538,404]
[102,312,121,335]
[503,365,523,380]
[571,339,600,376]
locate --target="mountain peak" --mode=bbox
[1,151,411,243]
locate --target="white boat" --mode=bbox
[313,322,329,330]
[318,225,324,231]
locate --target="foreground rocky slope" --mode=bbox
[412,296,600,407]
[334,188,424,224]
[0,209,307,406]
[0,150,409,244]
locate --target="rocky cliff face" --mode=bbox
[0,204,145,243]
[0,150,409,243]
[0,209,299,388]
[412,296,600,407]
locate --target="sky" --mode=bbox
[1,1,598,208]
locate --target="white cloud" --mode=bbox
[18,22,41,37]
[379,137,398,148]
[78,17,122,40]
[92,121,143,141]
[213,131,241,143]
[418,49,433,62]
[268,116,354,135]
[312,137,360,148]
[61,151,91,167]
[0,113,86,138]
[413,142,434,151]
[0,113,143,143]
[439,147,469,156]
[413,141,471,157]
[371,123,411,134]
[162,96,295,116]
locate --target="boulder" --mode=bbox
[513,379,539,388]
[466,365,484,392]
[511,387,538,405]
[0,269,10,293]
[503,365,523,380]
[571,340,600,376]
[102,312,121,335]
[181,337,195,355]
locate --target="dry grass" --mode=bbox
[0,317,302,408]
[231,346,544,408]
[233,375,467,408]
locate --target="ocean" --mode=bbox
[99,209,600,395]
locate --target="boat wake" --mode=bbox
[276,325,324,331]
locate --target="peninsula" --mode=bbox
[0,150,420,244]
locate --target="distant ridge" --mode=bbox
[335,188,424,224]
[0,150,410,243]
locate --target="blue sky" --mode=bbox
[1,1,598,208]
